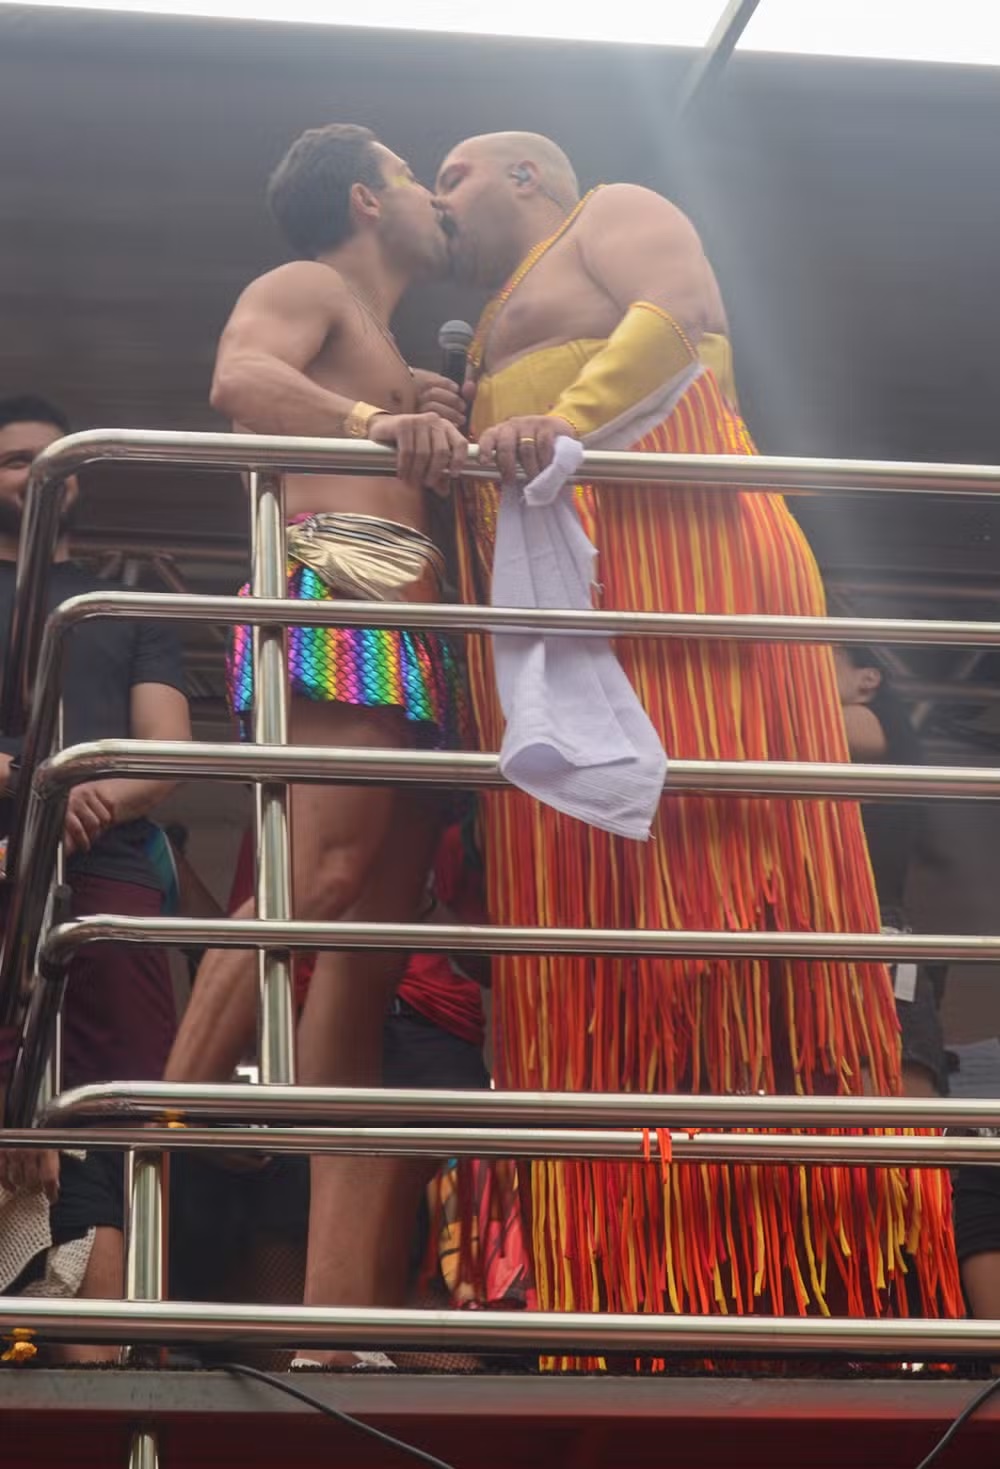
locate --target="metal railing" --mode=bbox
[4,1119,1000,1167]
[13,588,1000,885]
[35,1079,1000,1130]
[5,431,1000,1467]
[4,1297,1000,1358]
[12,731,1000,1124]
[7,427,1000,738]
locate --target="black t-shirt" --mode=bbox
[0,561,187,890]
[861,682,923,915]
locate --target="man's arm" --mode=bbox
[576,183,716,342]
[209,263,467,486]
[92,680,192,823]
[209,263,360,436]
[0,682,190,1190]
[478,185,718,480]
[64,682,191,854]
[842,705,889,762]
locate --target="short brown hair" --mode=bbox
[266,124,385,257]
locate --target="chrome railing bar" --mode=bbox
[3,1297,1000,1356]
[8,595,1000,1109]
[12,588,1000,874]
[40,1080,1000,1132]
[2,443,69,735]
[36,739,1000,802]
[18,904,984,1127]
[3,1125,1000,1167]
[123,1148,167,1374]
[34,702,66,1126]
[12,590,993,1046]
[13,584,1000,886]
[13,578,1000,879]
[24,428,1000,491]
[32,587,1000,644]
[248,471,295,1088]
[41,915,1000,968]
[5,962,68,1130]
[7,427,1000,737]
[21,428,1000,1381]
[9,735,995,1121]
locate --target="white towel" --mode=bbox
[491,436,667,840]
[0,1151,93,1297]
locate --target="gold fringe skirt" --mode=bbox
[453,370,960,1366]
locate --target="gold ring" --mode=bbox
[520,436,536,444]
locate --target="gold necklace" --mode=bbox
[345,283,412,375]
[468,187,601,373]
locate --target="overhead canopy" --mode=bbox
[9,0,1000,65]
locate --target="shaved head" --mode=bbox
[435,131,581,287]
[455,132,579,209]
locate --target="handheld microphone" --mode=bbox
[438,319,474,388]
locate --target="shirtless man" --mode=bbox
[162,124,467,1362]
[425,133,959,1332]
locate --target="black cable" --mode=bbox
[225,1356,1000,1469]
[913,1374,1000,1469]
[219,1360,459,1469]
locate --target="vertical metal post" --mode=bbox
[127,1432,160,1469]
[36,1012,61,1116]
[125,1150,166,1307]
[123,1147,167,1466]
[119,620,163,1469]
[41,700,66,1114]
[5,703,68,1127]
[0,465,66,736]
[249,470,295,1086]
[124,1151,164,1463]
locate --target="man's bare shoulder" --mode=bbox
[582,182,699,237]
[236,260,351,313]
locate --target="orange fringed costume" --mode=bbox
[454,301,959,1360]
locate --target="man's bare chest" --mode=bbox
[311,325,415,412]
[484,251,620,372]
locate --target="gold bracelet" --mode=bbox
[344,400,388,439]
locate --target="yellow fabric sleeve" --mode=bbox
[547,301,698,437]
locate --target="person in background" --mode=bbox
[0,395,191,1360]
[952,1142,1000,1341]
[834,645,950,1099]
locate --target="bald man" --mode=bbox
[427,132,959,1349]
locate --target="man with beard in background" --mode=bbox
[0,394,190,1357]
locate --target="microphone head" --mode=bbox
[438,319,474,353]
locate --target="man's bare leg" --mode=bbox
[162,900,257,1082]
[297,790,441,1366]
[50,1226,123,1365]
[159,696,442,1363]
[163,699,412,1085]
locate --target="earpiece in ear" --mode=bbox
[510,166,532,184]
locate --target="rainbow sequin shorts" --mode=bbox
[227,512,469,750]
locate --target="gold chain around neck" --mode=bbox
[468,187,601,373]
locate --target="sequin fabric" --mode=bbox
[228,563,469,750]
